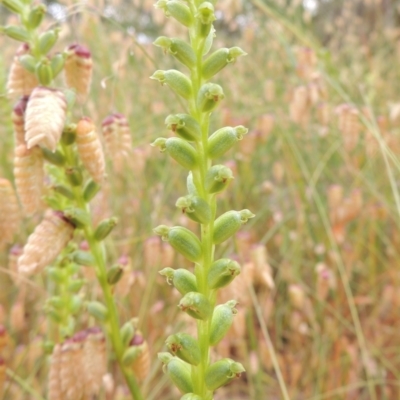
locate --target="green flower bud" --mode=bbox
[42,148,65,166]
[203,25,215,56]
[67,279,85,293]
[205,165,234,194]
[159,352,194,394]
[61,123,77,145]
[178,292,212,320]
[154,36,196,69]
[4,25,30,42]
[196,2,216,37]
[155,0,193,27]
[51,53,65,78]
[18,54,36,73]
[202,47,247,79]
[43,340,55,355]
[35,59,53,85]
[150,69,192,99]
[213,209,255,244]
[165,114,201,142]
[122,346,141,366]
[53,184,74,200]
[0,0,24,14]
[64,208,91,229]
[210,300,238,345]
[47,296,64,310]
[205,358,245,391]
[69,295,82,314]
[106,265,123,285]
[166,332,201,366]
[120,321,135,348]
[176,195,212,224]
[154,225,202,262]
[152,137,198,170]
[64,90,77,113]
[159,267,198,295]
[71,250,96,266]
[87,301,108,321]
[47,267,65,283]
[65,167,83,186]
[207,258,241,289]
[181,395,203,400]
[38,29,59,55]
[83,179,100,202]
[94,217,118,241]
[27,4,47,29]
[47,309,62,323]
[207,125,248,159]
[187,172,198,195]
[197,83,224,113]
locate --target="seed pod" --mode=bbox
[4,25,30,42]
[178,292,212,320]
[48,344,63,400]
[82,327,107,398]
[14,144,44,215]
[205,358,245,391]
[102,113,132,173]
[205,164,233,194]
[94,217,118,241]
[195,2,216,37]
[202,47,247,79]
[87,301,108,321]
[166,333,201,365]
[76,117,106,183]
[210,300,238,345]
[18,211,75,276]
[165,114,201,141]
[176,195,211,224]
[186,172,198,195]
[154,37,196,69]
[207,258,241,289]
[129,332,150,382]
[64,44,93,103]
[153,225,202,262]
[25,87,67,151]
[38,29,59,54]
[0,178,21,246]
[181,395,203,400]
[12,95,29,145]
[150,70,192,99]
[159,268,198,294]
[7,44,38,97]
[159,352,193,394]
[197,83,224,113]
[155,0,193,27]
[213,209,255,244]
[42,148,65,166]
[83,180,101,202]
[208,125,248,159]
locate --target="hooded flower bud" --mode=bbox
[154,225,202,262]
[25,87,67,151]
[150,70,192,99]
[41,147,65,166]
[181,395,203,400]
[210,300,238,345]
[205,358,245,390]
[158,352,193,394]
[7,44,38,97]
[14,144,44,215]
[87,301,108,321]
[207,258,241,289]
[27,4,47,30]
[94,217,118,241]
[106,265,123,285]
[207,125,248,159]
[83,180,101,202]
[3,25,30,42]
[165,114,201,142]
[202,47,247,79]
[152,137,198,170]
[35,58,53,86]
[155,0,193,27]
[205,164,233,194]
[154,36,196,69]
[213,209,255,244]
[197,83,224,113]
[64,44,93,103]
[178,292,212,320]
[120,320,135,347]
[102,113,132,173]
[18,211,75,276]
[176,195,212,224]
[71,250,95,266]
[51,53,65,78]
[159,267,198,294]
[1,0,24,13]
[64,207,91,229]
[186,172,198,195]
[0,178,21,247]
[195,2,216,37]
[38,29,59,54]
[76,117,106,183]
[166,332,201,366]
[11,95,29,145]
[53,183,74,199]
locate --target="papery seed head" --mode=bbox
[0,178,21,247]
[12,96,29,145]
[48,344,63,400]
[130,332,150,382]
